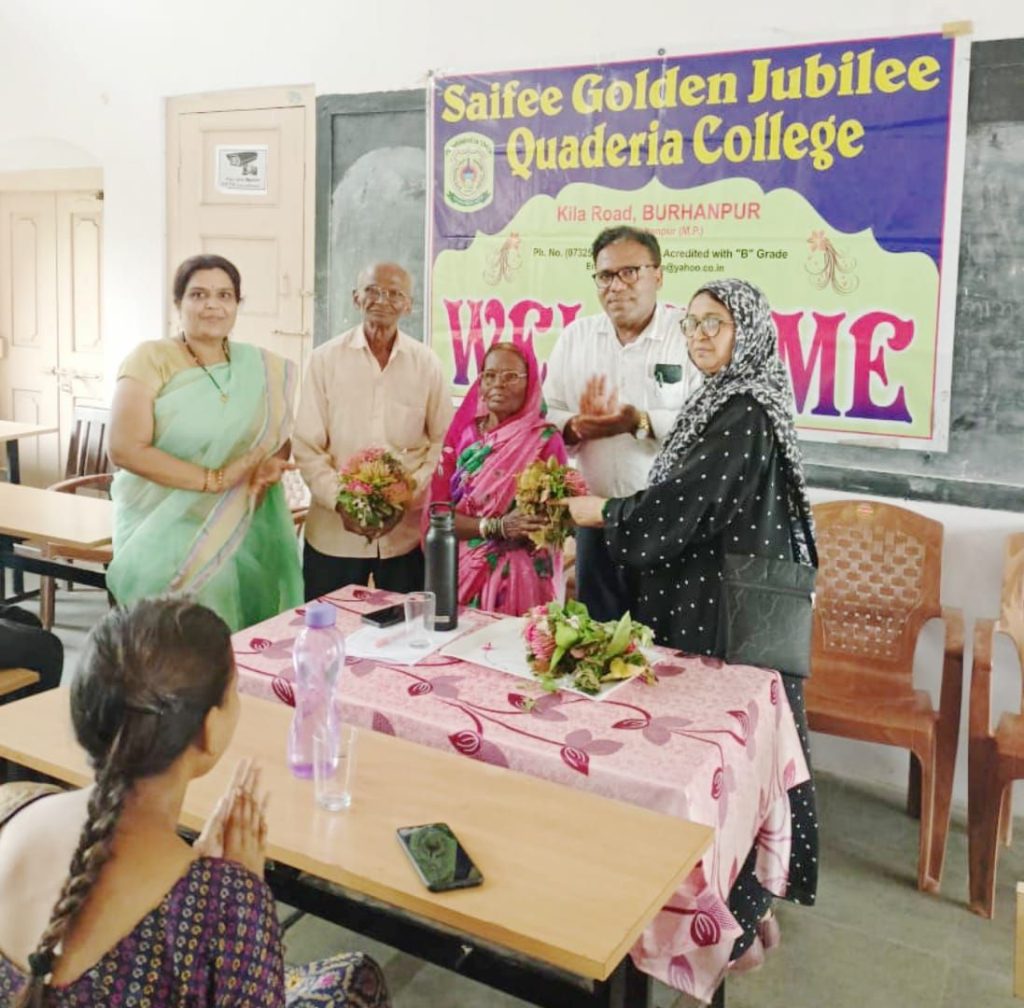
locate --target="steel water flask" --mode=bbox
[425,501,458,631]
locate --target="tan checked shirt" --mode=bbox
[293,325,453,559]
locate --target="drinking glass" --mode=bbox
[313,724,354,812]
[404,590,436,648]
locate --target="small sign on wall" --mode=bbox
[215,144,268,194]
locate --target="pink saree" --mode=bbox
[427,344,566,616]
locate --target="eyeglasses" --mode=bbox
[360,285,409,306]
[480,370,528,386]
[591,264,658,290]
[681,314,734,339]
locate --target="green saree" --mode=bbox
[107,343,303,631]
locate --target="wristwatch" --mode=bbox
[634,410,652,440]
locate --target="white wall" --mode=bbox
[1,0,1023,804]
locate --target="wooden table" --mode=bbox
[0,422,60,594]
[0,481,112,601]
[0,420,57,485]
[0,689,712,1008]
[235,585,808,1002]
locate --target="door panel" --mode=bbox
[173,102,311,378]
[57,191,105,468]
[0,192,60,484]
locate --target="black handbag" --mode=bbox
[718,514,818,679]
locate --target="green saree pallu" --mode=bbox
[107,343,304,631]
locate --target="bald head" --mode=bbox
[355,262,413,297]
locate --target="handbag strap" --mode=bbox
[785,477,819,569]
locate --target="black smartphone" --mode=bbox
[396,823,484,892]
[361,603,404,628]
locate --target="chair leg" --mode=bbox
[968,737,1005,918]
[927,727,958,890]
[907,751,922,819]
[1001,788,1014,848]
[915,742,938,893]
[39,576,55,632]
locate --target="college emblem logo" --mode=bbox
[443,132,494,212]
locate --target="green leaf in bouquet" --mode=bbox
[605,612,634,658]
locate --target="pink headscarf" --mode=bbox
[425,340,567,615]
[428,341,557,521]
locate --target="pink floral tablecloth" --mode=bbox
[233,585,809,1003]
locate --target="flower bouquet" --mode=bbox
[336,448,415,542]
[513,457,588,549]
[523,599,656,696]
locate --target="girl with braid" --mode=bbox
[0,597,389,1008]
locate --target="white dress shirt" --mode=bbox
[543,303,702,498]
[293,325,453,559]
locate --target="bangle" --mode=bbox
[201,468,211,493]
[497,516,506,539]
[214,468,224,493]
[478,517,488,540]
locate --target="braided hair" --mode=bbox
[16,596,234,1007]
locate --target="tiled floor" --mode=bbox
[18,585,1024,1006]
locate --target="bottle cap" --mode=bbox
[303,602,337,628]
[429,501,455,527]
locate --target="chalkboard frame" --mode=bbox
[314,89,427,348]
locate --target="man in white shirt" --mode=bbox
[294,262,453,598]
[543,227,702,621]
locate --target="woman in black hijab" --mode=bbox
[569,278,818,967]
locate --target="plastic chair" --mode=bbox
[805,500,964,893]
[968,532,1024,918]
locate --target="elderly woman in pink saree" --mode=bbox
[426,342,567,616]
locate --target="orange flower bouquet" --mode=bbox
[336,448,415,541]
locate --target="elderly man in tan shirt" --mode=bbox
[294,262,453,597]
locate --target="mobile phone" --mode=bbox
[362,603,404,628]
[396,822,484,892]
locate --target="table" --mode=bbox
[0,481,112,601]
[0,689,712,1008]
[0,420,57,485]
[0,421,59,594]
[233,585,811,1002]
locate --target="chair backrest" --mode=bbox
[811,500,944,695]
[66,404,112,478]
[996,532,1024,699]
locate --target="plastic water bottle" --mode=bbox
[287,602,344,779]
[425,501,458,631]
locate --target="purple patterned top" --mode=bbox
[0,857,285,1006]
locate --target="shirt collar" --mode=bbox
[351,324,406,357]
[597,302,667,344]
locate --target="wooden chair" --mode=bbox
[805,500,964,893]
[37,473,114,630]
[29,405,114,628]
[968,532,1024,918]
[65,404,112,479]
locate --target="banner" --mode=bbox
[428,33,970,449]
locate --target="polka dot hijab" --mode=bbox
[647,278,816,565]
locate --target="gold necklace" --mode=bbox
[181,335,231,403]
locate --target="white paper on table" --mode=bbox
[344,624,466,666]
[439,617,643,701]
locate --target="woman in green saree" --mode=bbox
[107,255,303,631]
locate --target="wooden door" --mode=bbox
[56,191,105,468]
[169,88,314,379]
[0,192,60,484]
